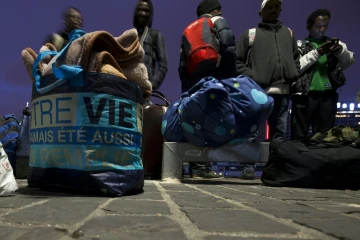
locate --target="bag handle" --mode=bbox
[151,90,170,106]
[32,29,86,94]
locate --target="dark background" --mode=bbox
[0,0,357,116]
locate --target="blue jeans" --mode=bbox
[268,94,290,140]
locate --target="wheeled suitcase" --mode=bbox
[141,91,170,179]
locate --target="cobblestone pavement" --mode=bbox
[0,179,359,240]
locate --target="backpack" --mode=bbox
[0,114,20,172]
[311,125,360,145]
[182,15,222,76]
[246,27,293,65]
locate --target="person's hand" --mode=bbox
[317,41,333,55]
[330,39,343,55]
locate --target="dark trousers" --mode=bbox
[291,92,338,140]
[268,94,290,140]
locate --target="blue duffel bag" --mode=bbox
[162,76,274,148]
[27,30,144,196]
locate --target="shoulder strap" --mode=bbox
[287,27,293,38]
[139,27,149,47]
[150,29,159,60]
[245,28,256,66]
[210,16,223,24]
[248,28,256,47]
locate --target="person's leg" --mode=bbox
[291,95,311,140]
[315,92,339,134]
[268,94,289,140]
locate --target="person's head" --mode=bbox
[197,0,222,18]
[134,0,154,28]
[307,9,331,39]
[62,7,83,32]
[259,0,282,23]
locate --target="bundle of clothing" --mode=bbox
[21,28,152,98]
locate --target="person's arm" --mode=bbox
[213,17,237,77]
[297,40,320,74]
[298,40,336,74]
[235,31,253,78]
[334,41,355,71]
[152,31,168,90]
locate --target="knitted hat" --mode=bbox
[197,0,221,17]
[260,0,282,11]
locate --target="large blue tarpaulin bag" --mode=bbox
[27,30,144,196]
[162,76,274,147]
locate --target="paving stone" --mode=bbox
[3,197,106,225]
[124,191,164,200]
[160,184,196,192]
[329,198,360,205]
[292,200,360,213]
[294,218,360,240]
[184,209,297,233]
[0,226,67,240]
[220,186,353,202]
[142,185,159,191]
[77,216,187,239]
[0,195,50,209]
[196,186,274,204]
[168,191,235,209]
[205,237,309,240]
[103,199,171,215]
[244,200,354,221]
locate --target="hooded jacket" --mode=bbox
[236,21,300,92]
[133,0,168,90]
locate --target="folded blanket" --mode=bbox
[21,28,152,98]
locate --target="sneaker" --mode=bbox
[241,167,255,180]
[191,170,223,179]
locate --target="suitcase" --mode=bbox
[141,91,170,179]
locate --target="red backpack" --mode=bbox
[182,15,222,76]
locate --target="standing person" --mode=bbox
[178,0,237,93]
[291,9,355,140]
[235,0,300,180]
[236,0,300,141]
[44,7,83,51]
[133,0,168,90]
[178,0,236,178]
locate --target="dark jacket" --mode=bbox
[292,37,355,94]
[178,15,237,93]
[236,22,300,89]
[133,0,168,90]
